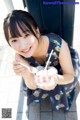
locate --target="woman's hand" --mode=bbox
[13,53,37,90]
[13,53,31,76]
[35,67,58,90]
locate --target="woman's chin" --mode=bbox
[21,53,32,58]
[21,51,33,58]
[18,47,35,58]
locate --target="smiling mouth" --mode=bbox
[22,47,32,54]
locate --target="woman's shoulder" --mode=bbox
[45,32,62,45]
[45,33,62,51]
[42,33,63,57]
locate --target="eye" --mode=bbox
[12,39,17,43]
[24,33,29,38]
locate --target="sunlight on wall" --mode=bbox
[0,0,8,33]
[73,0,80,52]
[12,0,28,11]
[0,0,8,46]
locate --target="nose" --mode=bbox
[19,38,28,51]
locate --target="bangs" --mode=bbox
[3,10,39,45]
[9,20,31,38]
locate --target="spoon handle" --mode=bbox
[18,62,37,74]
[18,62,30,70]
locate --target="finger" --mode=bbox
[14,70,25,76]
[13,61,23,70]
[13,64,25,71]
[40,84,55,91]
[13,60,20,65]
[13,63,27,72]
[15,53,22,61]
[14,66,26,72]
[15,53,30,66]
[13,67,26,75]
[39,85,51,90]
[13,61,28,70]
[15,67,29,75]
[38,79,57,90]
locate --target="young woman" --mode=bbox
[3,10,79,111]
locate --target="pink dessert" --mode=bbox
[35,66,58,87]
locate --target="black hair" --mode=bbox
[3,10,39,45]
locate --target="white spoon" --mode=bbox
[18,62,37,74]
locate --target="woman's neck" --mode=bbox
[33,35,49,59]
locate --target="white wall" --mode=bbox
[12,0,28,11]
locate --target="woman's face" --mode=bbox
[8,25,39,58]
